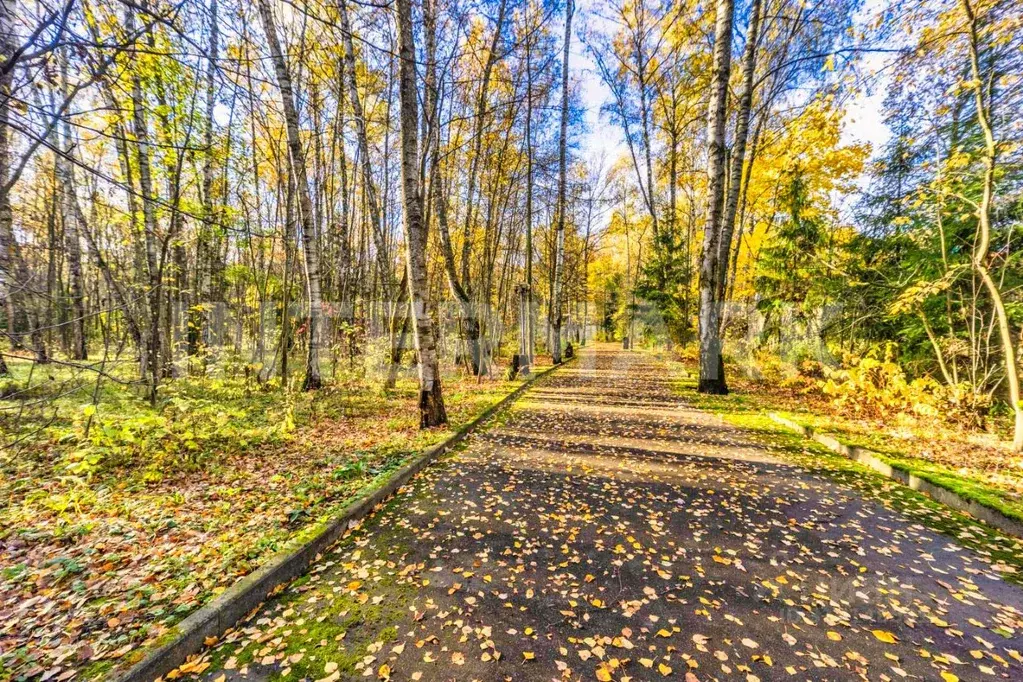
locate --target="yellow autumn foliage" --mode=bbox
[820,347,988,426]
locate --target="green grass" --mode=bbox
[658,353,1023,585]
[765,409,1023,526]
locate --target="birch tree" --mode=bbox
[257,0,324,389]
[696,0,733,394]
[394,0,447,426]
[551,0,574,365]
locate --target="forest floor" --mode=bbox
[173,345,1023,682]
[0,355,546,682]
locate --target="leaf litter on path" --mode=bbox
[186,346,1023,682]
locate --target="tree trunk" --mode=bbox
[551,0,573,365]
[385,299,411,390]
[524,24,535,364]
[338,0,392,288]
[959,0,1022,450]
[697,0,734,394]
[59,53,87,360]
[458,0,508,285]
[716,0,762,308]
[194,0,220,358]
[394,0,447,427]
[257,0,323,390]
[125,6,162,399]
[423,0,482,375]
[0,0,46,363]
[634,11,658,242]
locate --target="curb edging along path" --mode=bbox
[116,359,573,682]
[769,412,1023,540]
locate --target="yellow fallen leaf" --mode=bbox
[940,673,958,682]
[827,631,842,641]
[658,662,672,675]
[378,664,391,680]
[523,651,536,661]
[872,630,898,644]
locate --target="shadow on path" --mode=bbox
[195,345,1023,682]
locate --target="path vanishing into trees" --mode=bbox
[193,346,1023,681]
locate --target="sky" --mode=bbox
[569,0,895,189]
[838,0,893,159]
[572,0,627,167]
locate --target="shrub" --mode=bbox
[61,378,299,479]
[819,345,987,427]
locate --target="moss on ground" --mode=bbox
[199,490,428,680]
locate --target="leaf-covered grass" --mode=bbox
[201,493,419,681]
[0,354,544,681]
[656,351,1023,585]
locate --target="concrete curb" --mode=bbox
[116,359,572,682]
[769,412,1023,540]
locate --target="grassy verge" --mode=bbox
[198,492,420,681]
[0,354,545,681]
[770,409,1023,526]
[656,351,1023,527]
[654,351,1023,586]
